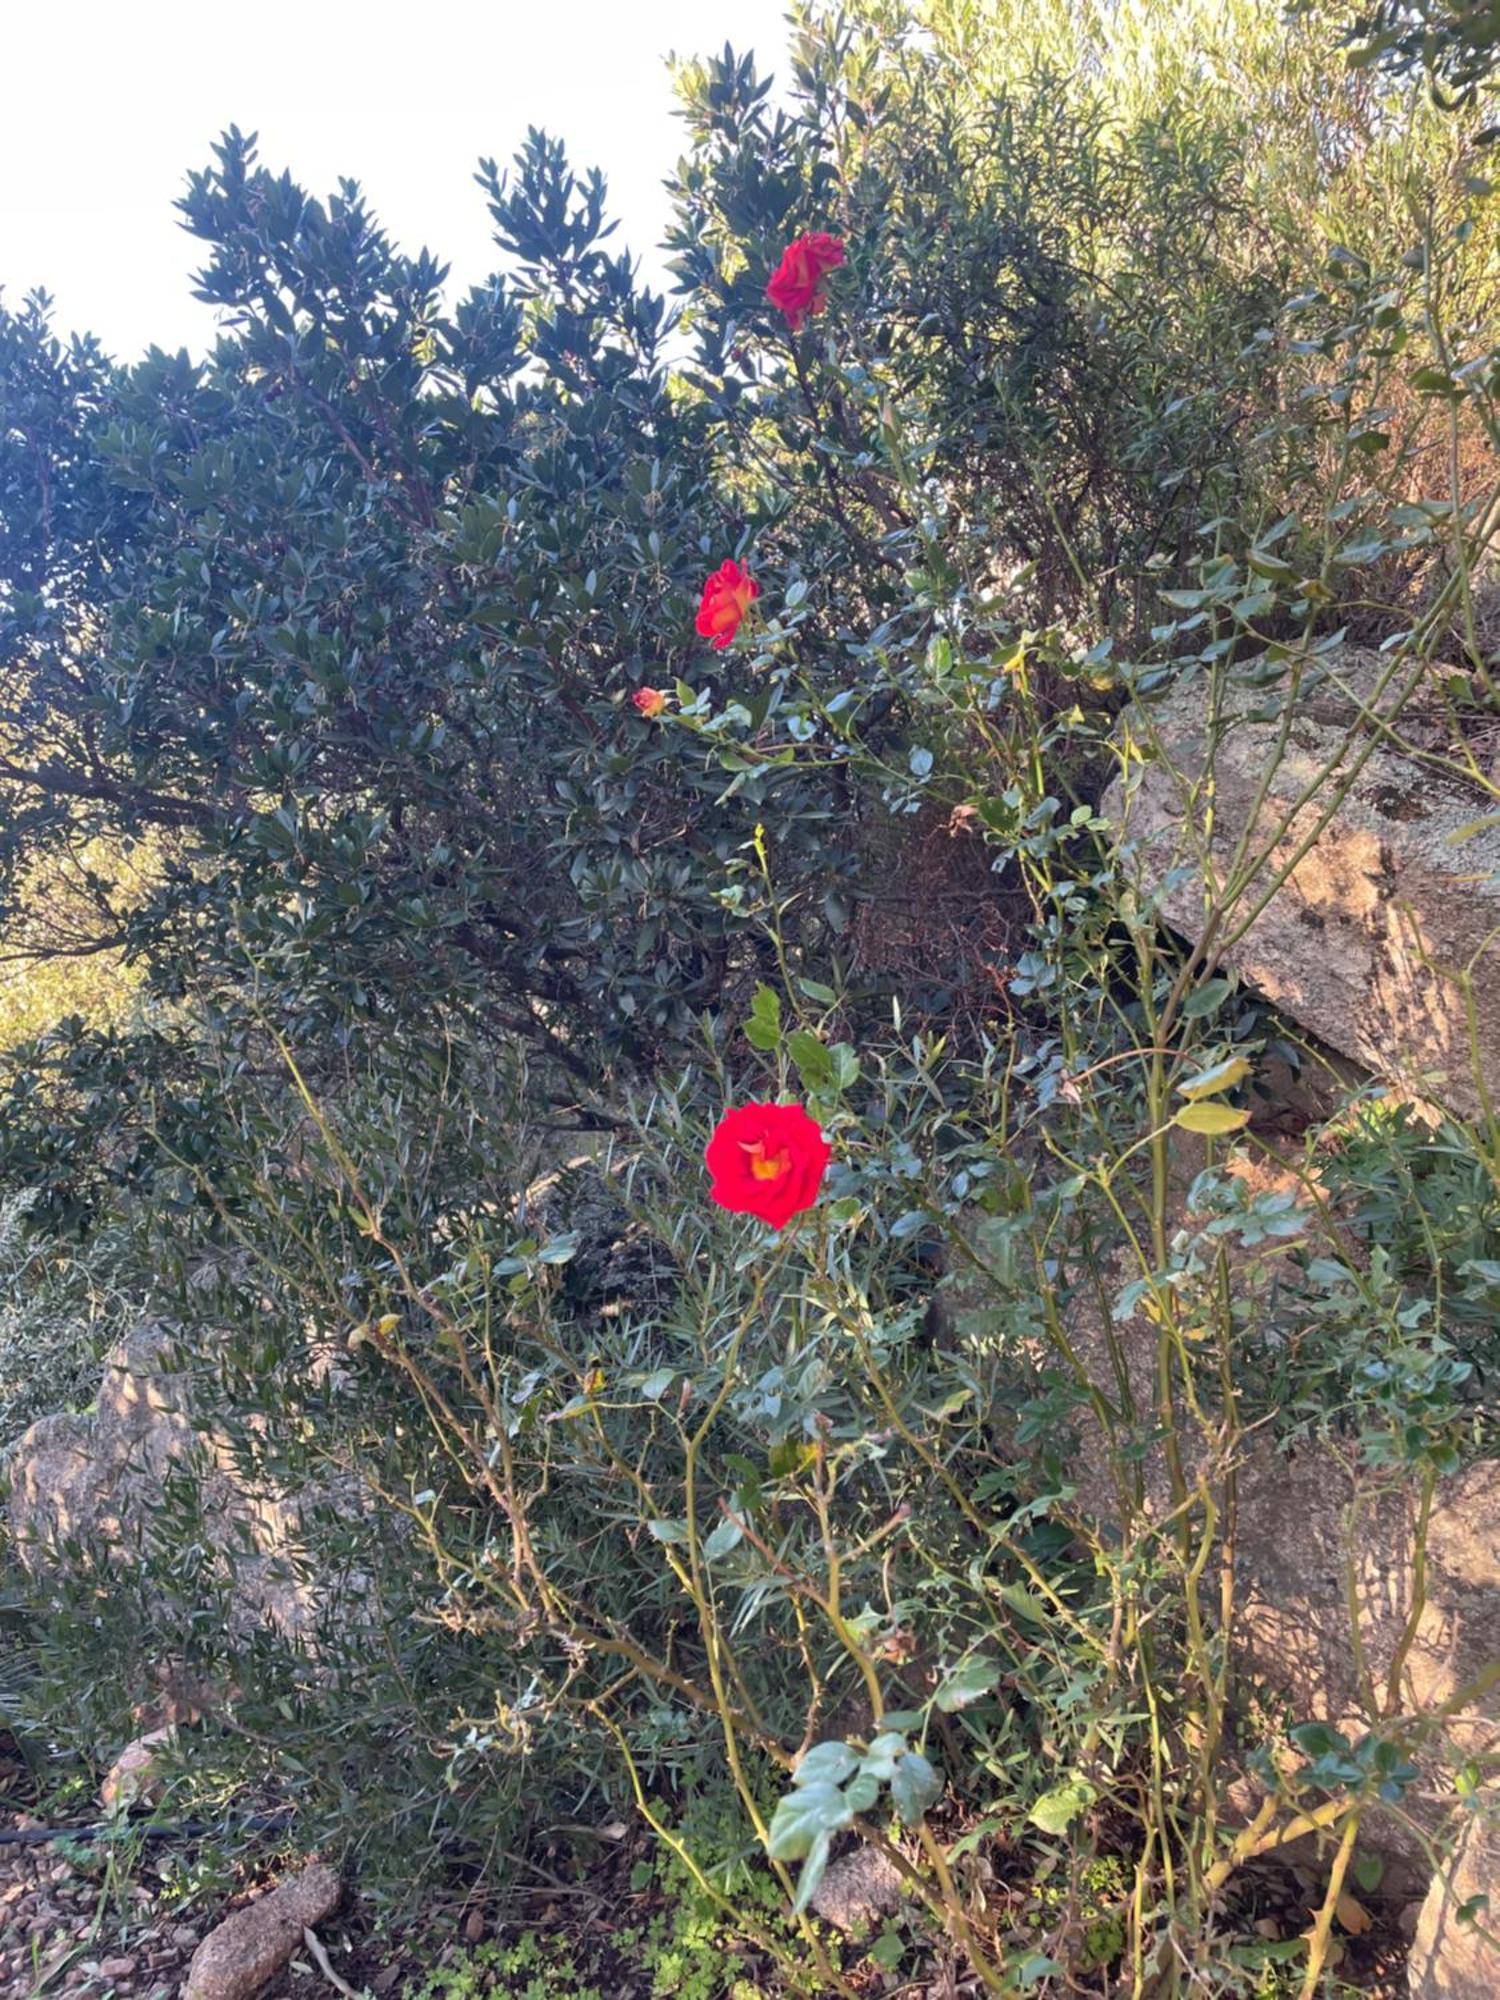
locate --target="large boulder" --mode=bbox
[1233,1455,1500,1755]
[1408,1806,1500,1998]
[1106,652,1500,1121]
[5,1322,349,1643]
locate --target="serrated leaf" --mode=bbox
[1028,1775,1095,1835]
[1174,1102,1251,1136]
[767,1781,854,1862]
[745,984,782,1051]
[831,1042,860,1090]
[998,1583,1050,1625]
[935,1656,1002,1713]
[843,1772,881,1814]
[889,1749,942,1825]
[794,1741,860,1788]
[787,1029,835,1090]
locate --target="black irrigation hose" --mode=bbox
[0,1808,293,1848]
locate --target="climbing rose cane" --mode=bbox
[695,560,759,650]
[632,686,668,717]
[704,1101,831,1230]
[766,232,846,331]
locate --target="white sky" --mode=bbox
[2,0,795,362]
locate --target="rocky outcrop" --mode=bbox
[1106,653,1500,1121]
[5,1323,348,1642]
[1408,1807,1500,1997]
[1233,1455,1500,1754]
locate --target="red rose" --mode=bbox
[765,232,846,332]
[632,686,668,717]
[704,1101,831,1230]
[695,559,759,651]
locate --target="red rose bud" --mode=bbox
[695,559,759,651]
[704,1100,831,1230]
[765,232,846,332]
[632,686,668,717]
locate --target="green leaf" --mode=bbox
[794,1741,860,1788]
[646,1519,689,1545]
[767,1780,854,1862]
[1015,1954,1065,1988]
[637,1367,677,1401]
[787,1029,835,1091]
[791,1829,834,1916]
[1173,1101,1251,1136]
[998,1582,1050,1625]
[1353,1851,1384,1894]
[889,1749,942,1825]
[1180,978,1232,1019]
[1028,1775,1095,1836]
[702,1517,743,1561]
[1177,1055,1251,1099]
[934,1656,1002,1713]
[745,983,782,1051]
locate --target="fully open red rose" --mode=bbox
[705,1101,831,1230]
[766,232,846,331]
[695,559,759,650]
[632,686,668,717]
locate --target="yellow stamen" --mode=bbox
[743,1140,790,1182]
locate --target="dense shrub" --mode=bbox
[2,0,1498,1992]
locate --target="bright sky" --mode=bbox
[2,0,795,362]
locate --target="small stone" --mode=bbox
[371,1969,401,1995]
[170,1924,200,1948]
[101,1957,138,1979]
[100,1728,175,1812]
[183,1861,341,2000]
[463,1906,485,1943]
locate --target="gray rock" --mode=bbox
[1408,1806,1500,1997]
[808,1844,906,1934]
[1106,652,1500,1120]
[5,1323,348,1643]
[1235,1455,1500,1750]
[183,1861,341,2000]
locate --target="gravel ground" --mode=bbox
[0,1827,201,1998]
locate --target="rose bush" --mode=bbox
[3,4,1497,1992]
